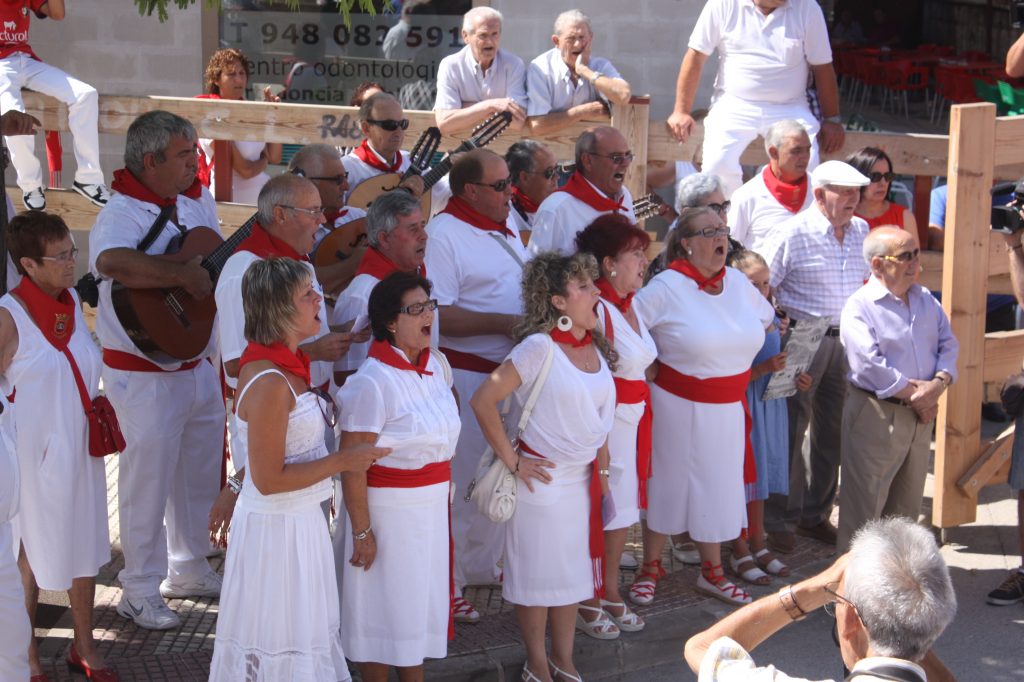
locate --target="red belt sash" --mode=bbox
[366,460,455,640]
[613,378,653,509]
[519,441,605,599]
[653,363,756,485]
[103,348,201,373]
[439,347,500,374]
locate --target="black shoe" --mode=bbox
[987,570,1024,605]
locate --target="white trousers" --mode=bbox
[104,361,225,598]
[0,53,104,193]
[702,95,821,197]
[0,520,29,681]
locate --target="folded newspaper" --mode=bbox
[761,317,830,401]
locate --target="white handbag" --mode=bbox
[468,340,554,523]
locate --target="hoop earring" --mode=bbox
[556,315,572,332]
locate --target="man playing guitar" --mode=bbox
[342,92,425,204]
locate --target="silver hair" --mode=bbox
[763,119,809,154]
[256,174,315,226]
[358,91,399,122]
[288,143,341,176]
[862,227,903,265]
[845,518,957,661]
[242,257,311,346]
[124,110,197,177]
[366,190,422,248]
[506,140,546,185]
[553,9,591,35]
[463,6,502,32]
[675,173,724,213]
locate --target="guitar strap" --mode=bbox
[136,204,180,254]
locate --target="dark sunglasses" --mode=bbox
[881,248,921,263]
[526,165,559,180]
[308,173,349,185]
[471,177,513,192]
[868,171,896,183]
[308,386,337,429]
[366,118,410,131]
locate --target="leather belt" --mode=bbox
[855,385,910,407]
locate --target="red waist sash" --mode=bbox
[519,441,605,599]
[613,377,653,510]
[439,347,500,374]
[365,459,454,639]
[653,363,756,485]
[103,348,201,373]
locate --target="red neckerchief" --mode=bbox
[557,171,625,213]
[353,139,402,173]
[442,196,514,238]
[111,168,203,208]
[595,277,633,313]
[550,327,593,348]
[368,339,433,377]
[511,186,540,214]
[238,341,311,387]
[668,258,725,292]
[12,276,75,351]
[762,166,808,214]
[235,222,311,262]
[353,247,426,280]
[324,207,348,226]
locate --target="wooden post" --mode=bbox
[611,96,650,207]
[934,102,996,529]
[212,140,233,203]
[912,175,932,248]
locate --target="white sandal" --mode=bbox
[522,663,543,682]
[549,658,584,682]
[575,603,620,640]
[696,563,751,606]
[754,547,791,577]
[728,553,771,586]
[600,599,645,632]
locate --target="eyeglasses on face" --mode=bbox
[868,171,896,184]
[881,248,920,263]
[823,582,858,618]
[40,247,79,264]
[587,150,635,165]
[399,298,439,316]
[526,166,559,180]
[308,173,349,185]
[280,205,324,218]
[686,225,731,239]
[470,177,513,192]
[706,201,731,215]
[308,386,337,429]
[366,118,410,131]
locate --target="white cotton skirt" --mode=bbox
[645,386,747,542]
[604,403,643,531]
[209,478,350,682]
[340,481,450,666]
[503,460,593,607]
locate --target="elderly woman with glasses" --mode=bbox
[336,271,461,681]
[631,207,775,609]
[0,212,113,680]
[847,146,917,234]
[209,258,388,682]
[649,173,734,282]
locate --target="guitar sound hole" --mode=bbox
[348,234,368,249]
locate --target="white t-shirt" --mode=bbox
[529,183,636,256]
[689,0,833,106]
[199,138,269,205]
[424,212,529,363]
[342,147,412,204]
[89,188,221,368]
[526,48,622,116]
[728,170,814,253]
[434,46,528,111]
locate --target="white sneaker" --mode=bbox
[116,593,181,630]
[159,569,222,599]
[22,188,45,210]
[72,181,109,206]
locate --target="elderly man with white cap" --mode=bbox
[759,160,871,555]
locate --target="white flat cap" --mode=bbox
[810,160,870,188]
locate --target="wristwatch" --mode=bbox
[590,72,601,85]
[824,114,843,124]
[227,475,242,495]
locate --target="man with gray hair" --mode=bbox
[526,9,631,135]
[90,110,226,629]
[685,517,957,681]
[729,120,815,253]
[505,139,558,239]
[433,7,527,135]
[838,227,958,551]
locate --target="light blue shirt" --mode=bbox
[526,48,621,116]
[433,46,528,111]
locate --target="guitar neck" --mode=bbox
[203,213,258,282]
[420,156,455,192]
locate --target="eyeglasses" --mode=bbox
[470,177,513,192]
[823,582,858,618]
[587,151,635,165]
[280,205,324,218]
[366,118,410,131]
[526,166,559,180]
[40,247,79,264]
[881,248,921,263]
[308,386,337,429]
[706,201,731,215]
[868,171,896,184]
[308,173,349,185]
[399,298,439,316]
[685,225,731,239]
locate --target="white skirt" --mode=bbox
[604,403,642,531]
[209,479,350,682]
[340,481,450,667]
[645,386,747,542]
[503,460,593,607]
[0,520,30,681]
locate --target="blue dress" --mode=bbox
[745,321,790,502]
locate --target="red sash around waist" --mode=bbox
[519,441,605,599]
[614,377,653,510]
[365,459,455,639]
[653,363,756,485]
[439,347,500,374]
[103,348,202,373]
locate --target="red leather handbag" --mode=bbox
[62,346,126,457]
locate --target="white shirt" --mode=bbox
[215,251,333,390]
[728,170,814,253]
[526,47,622,116]
[89,188,221,369]
[597,302,657,426]
[434,46,528,111]
[424,211,529,363]
[313,207,367,253]
[530,183,636,255]
[337,350,460,471]
[507,198,537,237]
[342,147,412,204]
[689,0,833,106]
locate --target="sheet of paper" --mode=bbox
[762,317,831,401]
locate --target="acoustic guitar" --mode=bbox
[111,213,257,363]
[346,126,441,217]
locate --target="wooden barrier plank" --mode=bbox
[982,330,1024,384]
[957,425,1015,499]
[611,97,651,211]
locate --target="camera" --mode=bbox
[991,179,1024,234]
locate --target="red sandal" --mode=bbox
[628,559,666,606]
[696,561,751,606]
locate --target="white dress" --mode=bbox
[209,370,349,682]
[0,394,30,681]
[0,292,109,591]
[597,302,658,531]
[634,268,773,542]
[201,138,270,205]
[336,350,460,667]
[503,334,615,606]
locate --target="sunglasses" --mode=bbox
[309,386,337,429]
[470,177,513,192]
[308,173,349,185]
[706,201,731,215]
[399,298,439,316]
[587,151,635,165]
[881,248,920,263]
[868,171,896,183]
[366,118,410,131]
[526,165,559,180]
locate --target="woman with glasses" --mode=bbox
[336,271,460,681]
[209,258,388,682]
[0,212,113,679]
[847,147,917,234]
[648,173,734,283]
[632,207,774,608]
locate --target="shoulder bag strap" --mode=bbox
[488,232,525,268]
[137,204,178,253]
[511,338,554,443]
[59,345,94,417]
